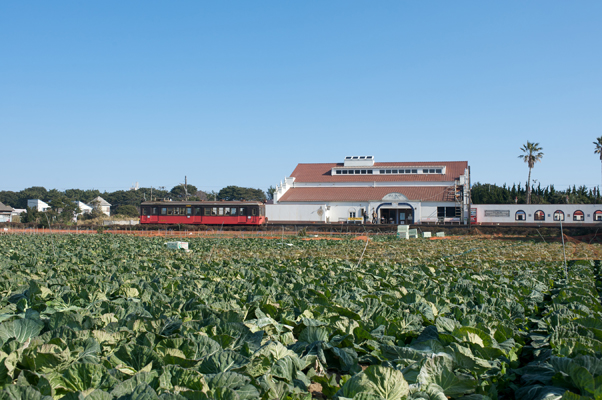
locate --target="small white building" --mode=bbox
[270,156,470,224]
[73,201,93,219]
[27,199,51,212]
[90,196,111,216]
[0,202,14,223]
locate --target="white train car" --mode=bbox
[471,204,602,225]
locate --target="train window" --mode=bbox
[595,210,602,221]
[252,208,257,216]
[515,210,526,221]
[142,208,148,216]
[161,208,167,215]
[240,207,246,216]
[211,207,217,216]
[186,208,192,215]
[174,208,180,215]
[224,207,230,216]
[204,208,211,216]
[180,207,187,215]
[231,207,237,216]
[553,210,564,221]
[167,208,173,215]
[573,210,584,221]
[218,208,224,216]
[534,210,545,221]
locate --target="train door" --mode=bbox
[238,207,247,223]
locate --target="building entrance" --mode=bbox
[380,208,413,224]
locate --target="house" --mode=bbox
[90,196,111,216]
[27,199,51,212]
[73,201,93,219]
[270,155,470,224]
[0,202,14,223]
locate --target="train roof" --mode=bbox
[141,201,264,206]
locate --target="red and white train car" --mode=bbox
[139,201,266,225]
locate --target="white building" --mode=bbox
[90,196,111,216]
[73,201,93,219]
[27,199,51,212]
[270,156,470,224]
[0,202,13,223]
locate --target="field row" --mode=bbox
[0,235,600,399]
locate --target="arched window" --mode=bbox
[553,210,565,221]
[534,210,545,221]
[515,210,526,221]
[594,210,602,221]
[573,210,584,221]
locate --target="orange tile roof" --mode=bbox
[289,161,468,183]
[278,186,451,202]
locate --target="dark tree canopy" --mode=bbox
[471,182,599,205]
[115,205,140,217]
[217,186,266,202]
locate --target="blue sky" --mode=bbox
[2,1,601,193]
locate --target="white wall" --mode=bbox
[27,199,50,212]
[268,201,425,223]
[266,204,326,222]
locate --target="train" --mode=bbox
[139,200,602,227]
[139,201,267,225]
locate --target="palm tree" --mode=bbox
[518,141,544,204]
[594,136,602,191]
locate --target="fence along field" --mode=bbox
[0,234,600,399]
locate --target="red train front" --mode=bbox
[139,201,266,225]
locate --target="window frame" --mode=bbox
[553,210,565,221]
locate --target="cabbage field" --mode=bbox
[0,234,601,400]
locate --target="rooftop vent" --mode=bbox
[343,155,375,167]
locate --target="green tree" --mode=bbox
[594,136,602,189]
[518,141,544,204]
[20,207,40,223]
[115,205,139,217]
[217,186,266,201]
[170,184,198,200]
[266,186,276,201]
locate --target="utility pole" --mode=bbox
[184,176,188,201]
[150,187,153,202]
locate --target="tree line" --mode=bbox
[471,182,600,205]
